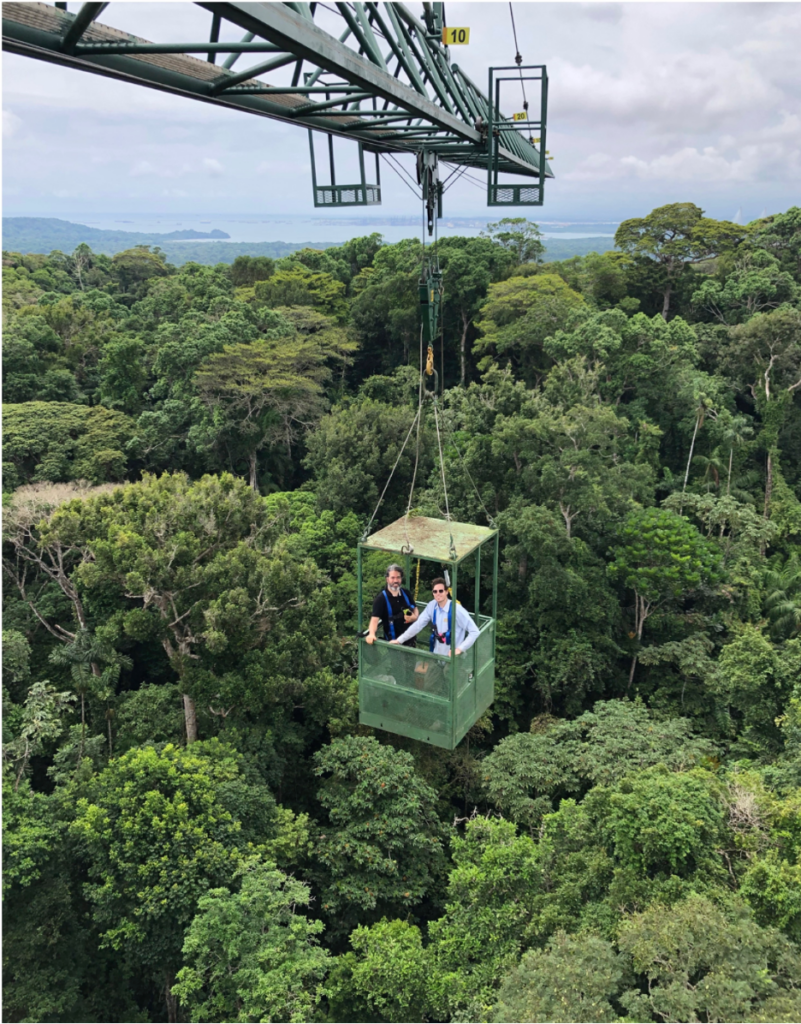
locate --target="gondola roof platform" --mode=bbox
[361,516,496,564]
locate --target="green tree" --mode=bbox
[473,273,585,384]
[2,481,123,649]
[173,861,329,1023]
[254,264,347,319]
[726,305,801,525]
[481,217,545,265]
[482,699,713,831]
[97,335,147,414]
[532,369,654,539]
[741,849,801,943]
[764,555,801,639]
[3,681,76,792]
[747,205,801,282]
[435,235,516,385]
[328,918,430,1024]
[349,238,422,372]
[72,471,335,742]
[710,627,801,755]
[596,765,726,877]
[608,507,722,685]
[304,384,432,520]
[110,245,171,300]
[692,249,798,325]
[615,202,745,319]
[3,402,134,485]
[48,628,130,759]
[230,254,275,287]
[427,817,542,1020]
[2,628,32,699]
[618,895,801,1024]
[494,931,625,1024]
[70,740,276,1021]
[192,312,353,490]
[313,735,446,929]
[338,232,384,281]
[550,250,634,311]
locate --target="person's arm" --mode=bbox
[365,615,382,644]
[390,601,432,644]
[454,605,480,655]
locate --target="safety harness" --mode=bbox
[382,588,415,640]
[429,600,454,652]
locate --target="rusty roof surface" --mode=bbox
[362,516,496,564]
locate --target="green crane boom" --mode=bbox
[3,1,552,210]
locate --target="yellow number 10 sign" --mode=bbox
[442,27,470,44]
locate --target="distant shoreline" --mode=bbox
[2,216,617,266]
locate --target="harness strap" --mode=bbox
[429,601,454,652]
[383,588,414,640]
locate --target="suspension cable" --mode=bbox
[440,411,496,528]
[362,404,422,541]
[403,324,425,552]
[432,401,452,519]
[381,153,421,198]
[509,3,529,115]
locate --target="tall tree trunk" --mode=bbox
[165,974,178,1024]
[628,593,648,689]
[661,282,672,320]
[248,450,258,492]
[680,413,702,514]
[460,311,469,387]
[727,447,733,495]
[183,693,198,744]
[764,450,773,519]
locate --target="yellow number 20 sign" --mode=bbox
[442,27,470,45]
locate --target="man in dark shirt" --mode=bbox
[365,564,419,647]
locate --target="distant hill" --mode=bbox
[1,216,615,266]
[2,217,234,253]
[1,217,342,265]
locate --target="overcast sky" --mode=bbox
[3,1,800,225]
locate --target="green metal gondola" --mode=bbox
[357,515,498,749]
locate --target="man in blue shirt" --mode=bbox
[390,577,479,656]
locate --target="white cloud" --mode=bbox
[202,158,225,177]
[3,109,23,139]
[549,50,780,133]
[564,110,801,186]
[130,159,158,178]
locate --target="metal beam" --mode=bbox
[61,1,107,53]
[75,41,284,54]
[198,3,475,139]
[2,1,552,180]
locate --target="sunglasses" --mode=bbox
[432,587,447,593]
